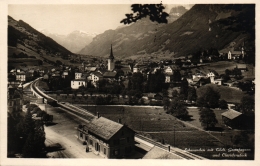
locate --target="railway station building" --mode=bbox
[77,116,135,158]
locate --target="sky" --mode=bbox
[8,4,194,35]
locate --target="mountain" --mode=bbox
[79,4,255,59]
[8,16,72,57]
[167,6,188,23]
[41,30,97,53]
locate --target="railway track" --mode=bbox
[136,134,205,160]
[31,78,206,160]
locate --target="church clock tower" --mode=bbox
[108,44,115,71]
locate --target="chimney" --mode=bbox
[118,118,121,124]
[97,112,100,118]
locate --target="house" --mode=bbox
[221,109,243,129]
[71,79,86,89]
[133,64,140,73]
[207,71,215,83]
[213,78,222,85]
[85,67,97,72]
[191,77,210,87]
[164,65,177,74]
[103,71,117,82]
[192,73,207,80]
[62,71,69,78]
[28,69,35,77]
[219,47,243,60]
[90,72,103,87]
[77,116,135,159]
[51,73,60,78]
[165,73,173,83]
[142,146,182,159]
[16,71,26,82]
[75,72,82,79]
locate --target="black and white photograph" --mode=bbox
[1,0,259,165]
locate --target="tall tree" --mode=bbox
[187,87,197,102]
[180,78,189,99]
[199,107,218,130]
[168,98,188,118]
[240,96,254,113]
[199,86,220,108]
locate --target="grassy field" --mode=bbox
[80,105,231,159]
[196,84,246,103]
[186,107,227,129]
[77,105,254,159]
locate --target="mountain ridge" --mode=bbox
[41,30,97,53]
[79,4,255,59]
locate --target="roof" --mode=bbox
[103,71,117,78]
[86,117,123,140]
[52,73,60,77]
[142,146,182,159]
[86,67,97,71]
[221,109,242,120]
[72,79,86,82]
[91,72,103,77]
[231,51,242,55]
[236,64,247,69]
[16,71,26,75]
[193,77,201,82]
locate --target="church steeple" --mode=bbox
[109,44,114,60]
[107,44,115,71]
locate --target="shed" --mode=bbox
[221,109,243,129]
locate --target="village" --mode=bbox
[8,41,255,159]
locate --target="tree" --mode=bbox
[199,107,218,130]
[163,98,170,111]
[147,70,165,93]
[121,4,169,24]
[199,87,220,108]
[240,96,254,113]
[168,98,188,118]
[187,87,197,102]
[219,99,228,109]
[171,90,179,98]
[180,78,189,100]
[22,121,45,158]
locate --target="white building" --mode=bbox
[71,79,86,89]
[207,72,215,83]
[16,71,26,82]
[75,72,82,79]
[90,72,103,87]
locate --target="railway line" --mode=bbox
[30,78,206,160]
[135,134,206,160]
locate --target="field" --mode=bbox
[80,105,234,159]
[77,105,254,159]
[191,61,237,75]
[196,84,246,103]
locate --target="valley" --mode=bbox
[6,3,255,161]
